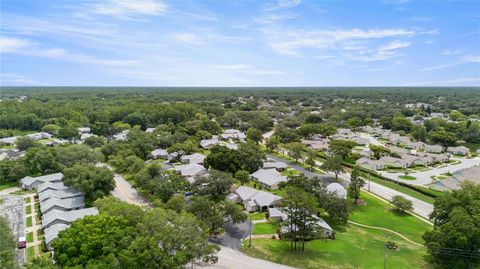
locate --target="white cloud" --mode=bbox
[0,37,32,52]
[420,55,480,71]
[264,0,301,11]
[93,0,167,17]
[442,49,461,56]
[173,33,202,45]
[379,41,411,51]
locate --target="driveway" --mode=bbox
[380,156,480,186]
[0,194,26,266]
[215,220,251,250]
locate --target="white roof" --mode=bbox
[234,186,282,207]
[42,207,98,228]
[145,128,156,133]
[21,173,63,188]
[151,148,168,157]
[250,168,288,187]
[263,159,288,170]
[268,207,287,220]
[200,138,219,148]
[326,183,347,199]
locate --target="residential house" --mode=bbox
[425,145,443,154]
[174,163,208,178]
[38,188,84,203]
[200,136,219,149]
[145,128,156,133]
[250,168,288,190]
[40,197,85,215]
[263,159,288,171]
[337,128,352,135]
[233,186,282,212]
[268,207,287,221]
[37,182,69,194]
[225,143,239,150]
[21,173,63,190]
[430,113,444,118]
[112,130,129,141]
[428,166,480,191]
[0,149,24,161]
[42,207,99,230]
[26,132,53,140]
[420,153,449,163]
[181,153,206,164]
[150,149,168,160]
[447,146,470,156]
[405,141,426,150]
[388,134,411,146]
[0,136,18,145]
[78,127,91,134]
[379,156,408,168]
[302,139,329,150]
[326,183,347,199]
[44,223,69,249]
[220,129,246,142]
[356,157,384,170]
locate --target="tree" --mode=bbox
[449,110,466,121]
[346,117,363,131]
[200,120,222,135]
[285,142,305,162]
[15,136,38,151]
[63,164,115,205]
[380,115,393,129]
[134,165,188,202]
[0,216,17,269]
[58,125,80,142]
[165,194,186,213]
[369,144,390,160]
[321,156,345,180]
[391,113,413,132]
[235,170,250,185]
[282,186,320,251]
[429,130,457,147]
[23,146,63,175]
[411,125,427,142]
[204,146,241,174]
[305,149,316,171]
[391,195,413,213]
[94,196,144,226]
[41,124,61,135]
[423,182,480,269]
[84,136,106,148]
[191,170,235,198]
[246,127,262,144]
[317,124,337,138]
[127,128,155,159]
[329,140,356,160]
[296,124,321,138]
[237,142,265,173]
[124,155,145,174]
[348,166,365,203]
[305,113,323,124]
[92,121,116,138]
[56,144,103,167]
[265,135,280,152]
[187,196,224,234]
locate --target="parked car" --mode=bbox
[18,236,26,249]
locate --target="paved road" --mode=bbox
[0,194,26,266]
[97,163,150,207]
[216,221,251,250]
[194,246,295,269]
[381,156,480,185]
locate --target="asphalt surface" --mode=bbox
[0,194,26,266]
[215,220,251,250]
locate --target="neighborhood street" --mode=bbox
[380,156,480,185]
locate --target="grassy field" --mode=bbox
[349,191,432,244]
[243,224,428,269]
[249,212,267,221]
[26,216,32,227]
[26,232,34,243]
[0,181,18,191]
[25,197,31,204]
[27,246,35,260]
[26,205,32,214]
[253,223,277,235]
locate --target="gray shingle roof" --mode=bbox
[42,207,98,229]
[44,223,69,245]
[21,173,63,188]
[37,182,69,194]
[38,188,84,202]
[250,168,288,187]
[40,196,85,214]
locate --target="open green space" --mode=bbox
[253,222,277,235]
[26,216,32,227]
[249,212,266,221]
[26,232,34,243]
[0,181,18,191]
[243,224,428,269]
[399,175,416,180]
[27,246,35,260]
[349,191,431,244]
[26,205,32,214]
[25,197,31,204]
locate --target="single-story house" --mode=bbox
[150,149,168,160]
[268,207,287,221]
[21,173,63,190]
[447,146,470,156]
[250,168,288,190]
[379,156,408,168]
[78,127,91,134]
[200,138,219,149]
[220,129,246,141]
[337,128,352,135]
[145,128,156,133]
[326,183,347,199]
[387,146,409,155]
[44,223,69,249]
[405,141,426,150]
[263,159,288,171]
[430,113,444,118]
[40,196,85,215]
[174,163,208,178]
[302,139,329,150]
[181,153,206,164]
[38,188,84,203]
[428,166,480,191]
[388,135,411,146]
[37,182,69,194]
[112,130,129,141]
[26,132,53,140]
[42,207,98,230]
[234,186,282,212]
[400,154,422,167]
[0,136,18,145]
[0,149,24,161]
[356,157,384,171]
[425,145,443,154]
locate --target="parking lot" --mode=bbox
[0,194,26,266]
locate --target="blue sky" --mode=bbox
[1,0,479,86]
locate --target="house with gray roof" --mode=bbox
[0,149,24,161]
[234,186,282,212]
[263,159,288,171]
[37,182,69,194]
[78,127,91,134]
[250,168,288,190]
[150,149,168,160]
[356,157,384,171]
[21,173,63,190]
[425,145,443,153]
[447,146,470,156]
[145,128,156,133]
[44,223,69,249]
[40,196,85,215]
[0,136,18,145]
[200,136,219,149]
[405,141,426,150]
[428,166,480,191]
[181,153,206,164]
[220,129,246,142]
[268,207,287,221]
[42,207,99,229]
[38,188,84,203]
[174,163,208,178]
[379,156,408,168]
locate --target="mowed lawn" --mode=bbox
[253,223,277,235]
[243,225,428,269]
[349,191,432,244]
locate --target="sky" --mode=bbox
[1,0,479,87]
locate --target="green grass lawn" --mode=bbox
[350,191,432,244]
[253,223,278,235]
[26,232,34,243]
[281,168,300,177]
[243,224,428,269]
[249,212,267,221]
[0,181,18,191]
[26,205,32,215]
[26,216,32,227]
[399,175,416,180]
[25,197,31,204]
[27,246,35,259]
